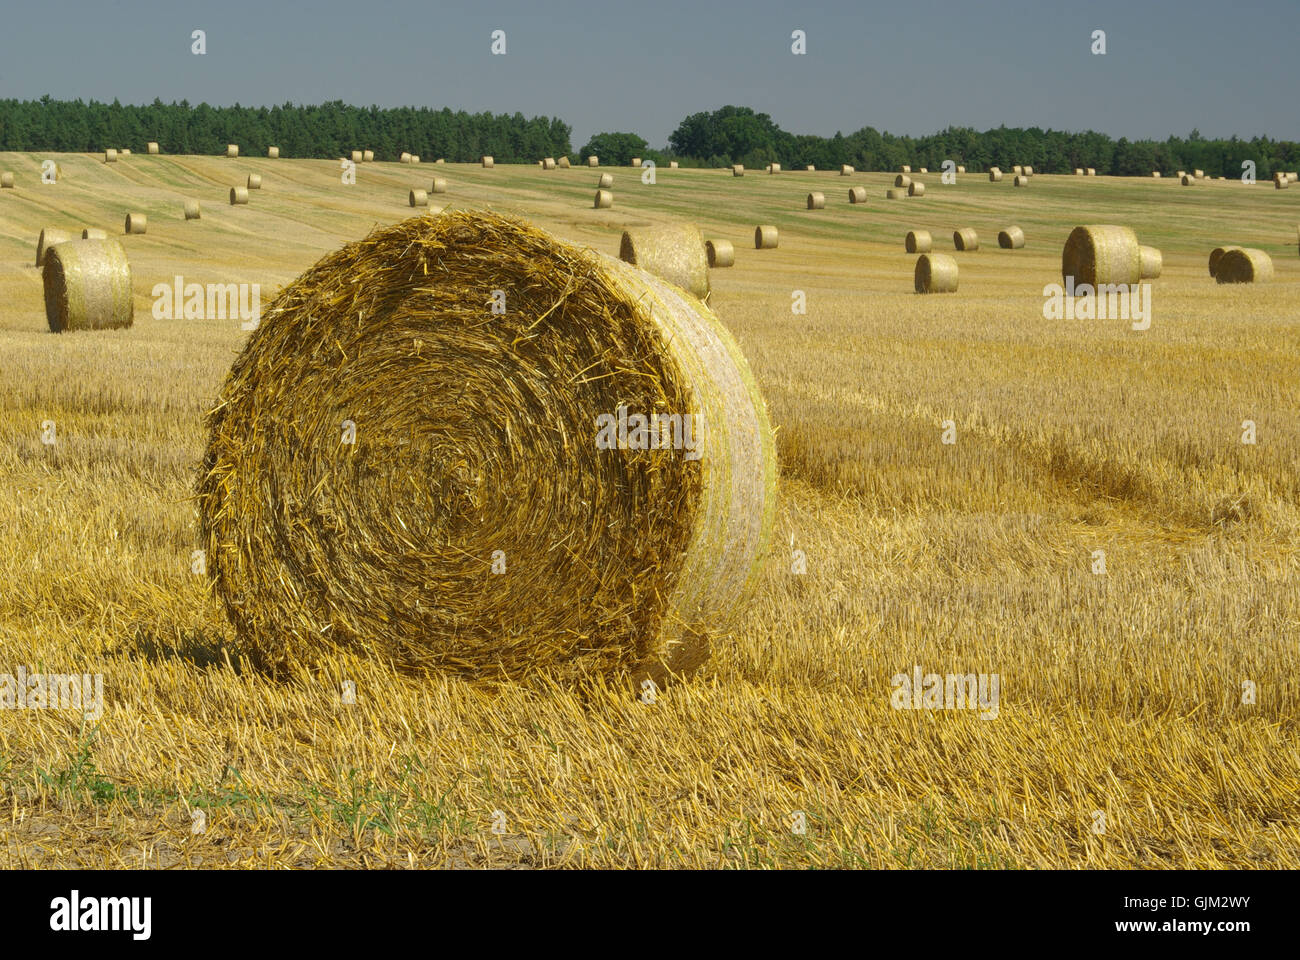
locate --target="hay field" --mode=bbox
[0,153,1297,868]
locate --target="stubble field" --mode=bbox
[0,152,1296,867]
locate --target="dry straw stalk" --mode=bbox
[43,238,133,332]
[953,228,979,251]
[705,239,734,268]
[806,192,825,209]
[619,223,711,299]
[998,226,1026,249]
[1215,248,1273,284]
[905,230,932,253]
[754,225,779,249]
[914,253,958,293]
[1061,225,1141,285]
[1139,245,1163,279]
[195,211,776,683]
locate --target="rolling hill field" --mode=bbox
[0,151,1296,867]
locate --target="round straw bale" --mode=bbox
[900,165,911,174]
[849,186,867,203]
[431,178,447,194]
[805,165,815,171]
[754,225,778,249]
[1215,248,1273,284]
[1208,246,1242,277]
[953,228,979,251]
[226,144,239,158]
[956,165,966,174]
[230,186,249,205]
[768,162,781,174]
[1012,165,1023,176]
[409,189,428,207]
[908,181,926,197]
[588,155,599,166]
[1086,168,1097,176]
[558,156,571,168]
[1061,225,1140,285]
[895,174,912,188]
[124,213,147,235]
[120,148,130,156]
[36,228,73,267]
[885,188,906,199]
[806,192,825,209]
[0,172,13,188]
[918,167,928,174]
[705,239,734,268]
[1194,169,1204,179]
[351,150,363,163]
[1176,170,1186,178]
[147,142,159,155]
[1014,174,1028,187]
[268,146,280,159]
[914,253,958,294]
[594,189,613,208]
[1139,245,1162,279]
[840,164,854,176]
[1288,172,1298,183]
[42,238,133,332]
[195,211,776,683]
[1152,171,1162,178]
[989,168,1003,181]
[1275,176,1289,190]
[631,157,642,168]
[104,149,117,163]
[1023,165,1033,177]
[81,228,107,240]
[997,226,1025,249]
[411,155,420,164]
[481,156,494,168]
[247,173,262,189]
[905,230,932,253]
[363,150,374,162]
[542,158,556,170]
[1182,174,1195,186]
[598,173,614,188]
[1074,168,1084,176]
[400,152,411,163]
[732,164,744,177]
[184,199,201,220]
[619,223,710,299]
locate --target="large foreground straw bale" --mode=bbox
[953,228,979,251]
[705,239,734,267]
[1215,248,1273,284]
[754,225,778,249]
[619,223,710,299]
[1061,225,1140,285]
[36,227,73,267]
[914,254,958,293]
[196,212,776,683]
[42,238,133,332]
[998,226,1025,249]
[806,192,825,209]
[1139,245,1163,279]
[184,199,201,220]
[905,230,932,253]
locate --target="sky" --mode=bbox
[0,0,1294,149]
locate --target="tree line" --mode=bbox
[2,98,1296,179]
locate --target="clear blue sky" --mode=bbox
[1,0,1293,149]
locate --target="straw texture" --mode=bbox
[619,223,711,299]
[914,254,958,293]
[706,239,734,268]
[1061,225,1141,285]
[1215,248,1273,284]
[42,238,133,332]
[36,227,73,267]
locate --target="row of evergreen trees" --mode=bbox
[0,97,572,164]
[1,98,1296,179]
